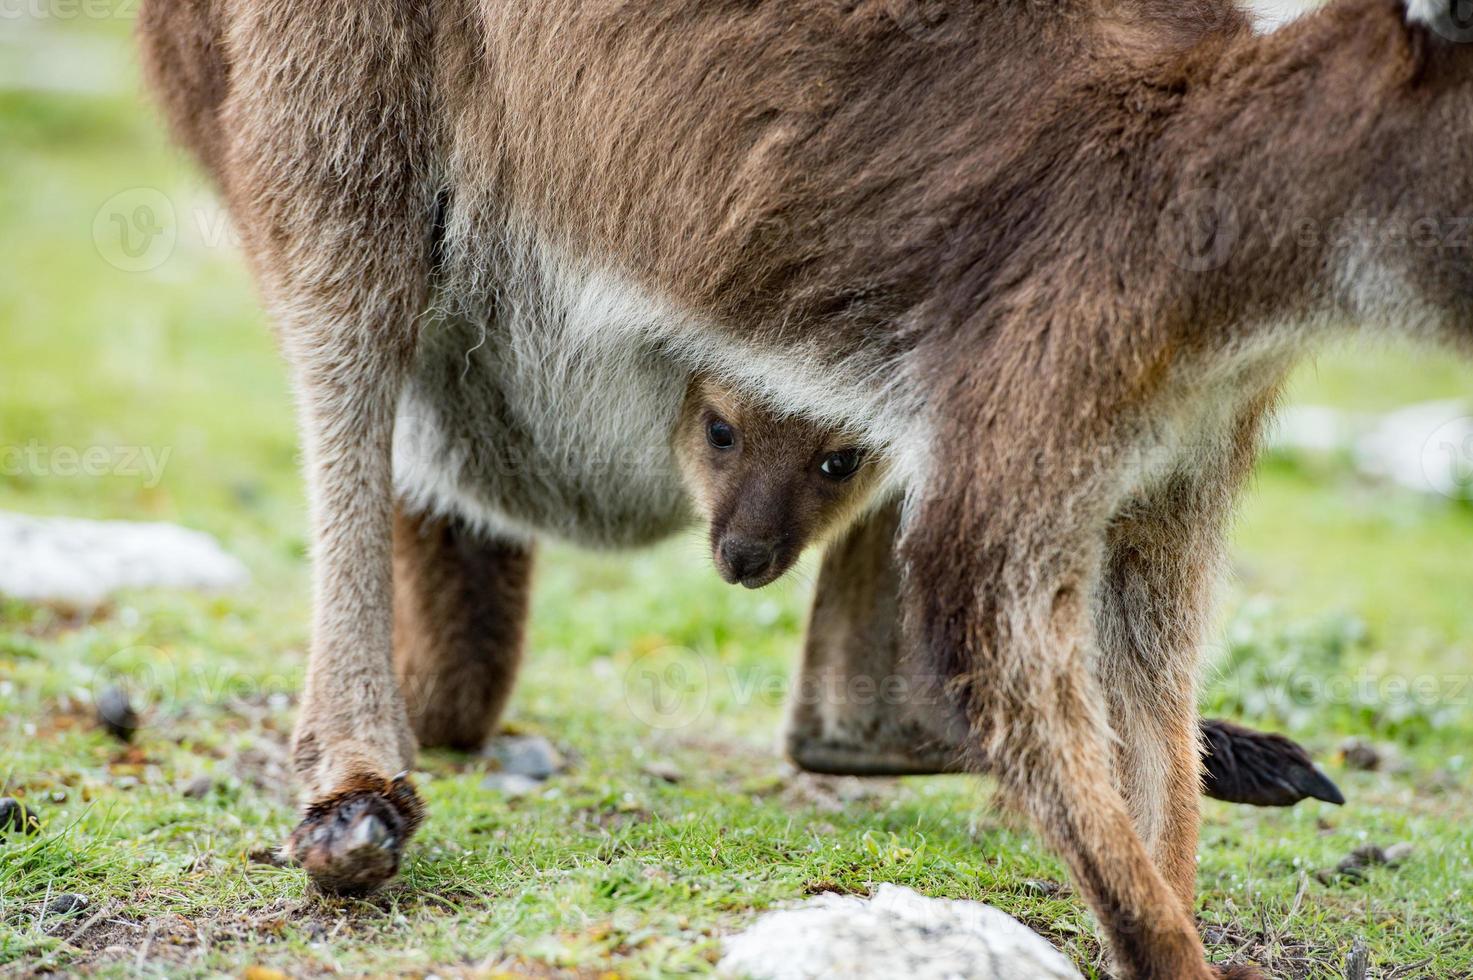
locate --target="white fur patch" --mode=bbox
[514,233,924,461]
[1240,0,1314,34]
[1117,330,1302,506]
[1403,0,1442,25]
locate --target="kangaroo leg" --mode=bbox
[904,391,1261,979]
[909,537,1214,975]
[1094,402,1282,912]
[393,506,533,750]
[1095,485,1221,914]
[279,312,424,896]
[786,498,969,776]
[218,0,441,894]
[790,500,1339,815]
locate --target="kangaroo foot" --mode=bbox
[284,772,424,895]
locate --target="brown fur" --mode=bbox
[136,0,1473,974]
[392,507,532,750]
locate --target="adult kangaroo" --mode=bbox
[137,0,1472,975]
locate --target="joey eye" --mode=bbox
[819,448,864,481]
[707,419,737,450]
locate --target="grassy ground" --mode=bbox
[3,16,1473,980]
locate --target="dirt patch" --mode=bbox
[14,899,204,976]
[1200,919,1440,980]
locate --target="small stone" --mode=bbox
[1321,842,1409,885]
[1201,925,1235,945]
[482,735,564,781]
[0,797,40,836]
[1337,738,1408,773]
[182,776,214,799]
[1383,842,1414,867]
[481,772,542,797]
[43,893,88,916]
[1338,738,1381,771]
[0,513,248,605]
[641,761,683,784]
[96,686,139,742]
[1022,879,1062,896]
[1347,843,1387,868]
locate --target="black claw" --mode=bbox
[1200,719,1345,808]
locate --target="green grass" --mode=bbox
[3,20,1472,980]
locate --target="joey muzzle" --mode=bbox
[715,535,790,588]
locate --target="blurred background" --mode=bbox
[2,5,1471,977]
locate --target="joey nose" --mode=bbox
[718,538,776,587]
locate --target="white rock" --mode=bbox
[719,884,1082,980]
[0,512,249,606]
[1354,401,1473,499]
[1261,400,1473,501]
[480,772,542,797]
[482,734,565,780]
[1267,404,1347,454]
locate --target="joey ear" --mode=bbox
[1405,0,1473,43]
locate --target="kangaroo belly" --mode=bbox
[394,276,695,549]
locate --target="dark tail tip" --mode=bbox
[1200,719,1346,808]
